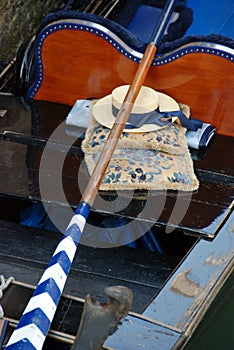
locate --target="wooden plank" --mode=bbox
[0,219,180,313]
[194,134,234,178]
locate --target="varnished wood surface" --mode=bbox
[24,132,234,236]
[0,95,233,236]
[33,28,234,136]
[0,219,180,313]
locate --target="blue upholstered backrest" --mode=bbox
[36,1,234,54]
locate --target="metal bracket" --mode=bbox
[71,285,133,350]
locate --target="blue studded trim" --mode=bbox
[27,19,234,100]
[154,42,234,66]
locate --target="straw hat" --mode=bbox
[92,85,180,133]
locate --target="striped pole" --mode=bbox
[5,201,90,350]
[5,1,176,348]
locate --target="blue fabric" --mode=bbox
[36,9,147,57]
[138,229,165,253]
[20,203,60,232]
[36,8,234,55]
[186,0,234,38]
[113,105,201,131]
[20,204,163,252]
[127,5,162,43]
[186,121,216,149]
[36,0,193,57]
[113,0,193,42]
[101,217,164,253]
[159,33,234,53]
[199,124,216,148]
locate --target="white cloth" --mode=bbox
[66,99,91,129]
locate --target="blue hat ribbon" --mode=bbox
[112,105,202,131]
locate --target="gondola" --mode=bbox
[0,1,233,349]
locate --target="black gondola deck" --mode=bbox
[0,0,233,348]
[0,93,233,349]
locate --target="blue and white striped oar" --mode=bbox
[5,201,90,350]
[5,1,176,348]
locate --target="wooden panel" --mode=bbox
[194,134,234,177]
[33,28,234,136]
[35,30,134,103]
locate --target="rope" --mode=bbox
[0,275,14,318]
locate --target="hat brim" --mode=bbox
[92,92,179,133]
